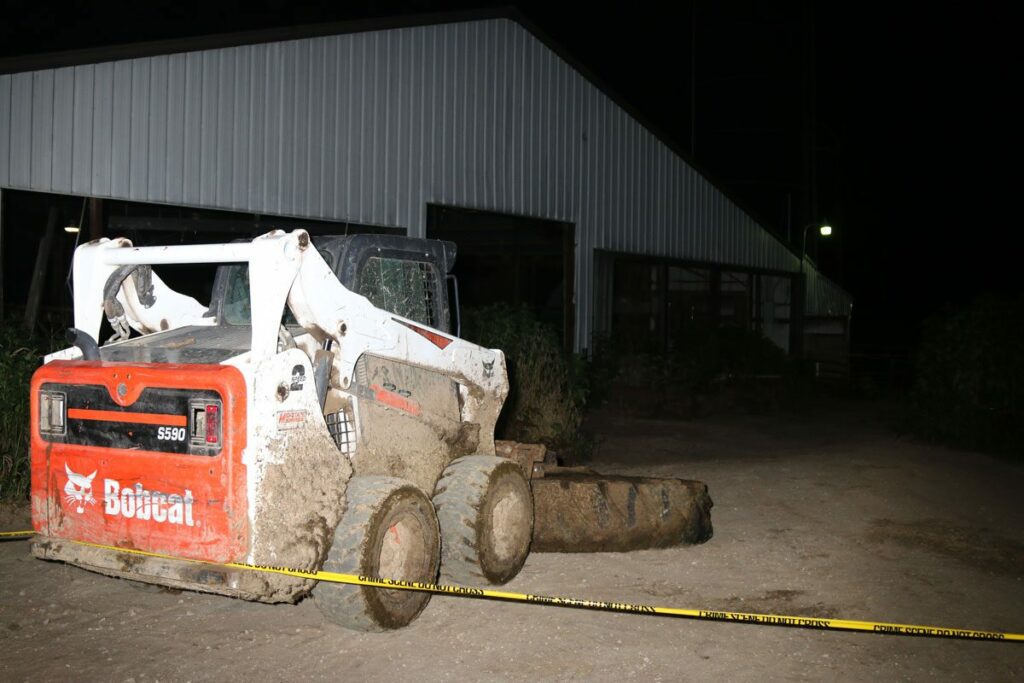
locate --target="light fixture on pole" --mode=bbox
[800,222,832,275]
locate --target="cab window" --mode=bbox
[219,248,334,325]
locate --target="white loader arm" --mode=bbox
[71,228,504,374]
[71,231,303,358]
[286,231,509,439]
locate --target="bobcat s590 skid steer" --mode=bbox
[30,228,712,631]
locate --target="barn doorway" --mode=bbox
[426,206,575,348]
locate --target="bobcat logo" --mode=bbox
[482,359,495,379]
[63,464,97,514]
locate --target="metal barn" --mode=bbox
[0,14,850,360]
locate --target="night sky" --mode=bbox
[1,1,1015,353]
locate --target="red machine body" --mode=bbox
[30,361,248,563]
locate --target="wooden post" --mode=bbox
[0,189,5,321]
[562,222,576,352]
[88,197,103,240]
[24,207,59,333]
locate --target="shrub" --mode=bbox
[0,323,49,500]
[460,304,587,456]
[584,333,620,404]
[909,295,1024,457]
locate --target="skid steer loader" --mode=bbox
[29,228,711,631]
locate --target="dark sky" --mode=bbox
[1,1,1016,351]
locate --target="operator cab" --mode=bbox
[97,233,459,364]
[210,233,459,334]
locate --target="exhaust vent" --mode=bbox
[326,406,356,456]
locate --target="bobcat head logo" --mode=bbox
[482,359,495,379]
[63,464,97,514]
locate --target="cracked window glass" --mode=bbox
[358,257,438,327]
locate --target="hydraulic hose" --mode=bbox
[66,327,100,361]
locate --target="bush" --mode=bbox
[583,333,620,404]
[0,322,51,500]
[909,296,1024,457]
[461,305,587,458]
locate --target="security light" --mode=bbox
[800,222,835,275]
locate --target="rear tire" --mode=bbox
[314,476,440,631]
[433,456,534,586]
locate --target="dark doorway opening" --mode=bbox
[426,206,575,348]
[1,189,400,325]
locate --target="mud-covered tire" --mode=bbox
[433,456,534,586]
[314,476,440,631]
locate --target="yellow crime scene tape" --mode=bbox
[2,529,1021,642]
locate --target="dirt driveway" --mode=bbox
[2,401,1022,681]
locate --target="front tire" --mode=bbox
[314,476,440,631]
[433,456,534,586]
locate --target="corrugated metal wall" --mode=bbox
[0,18,850,345]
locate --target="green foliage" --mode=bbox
[461,304,587,457]
[584,333,621,404]
[909,296,1024,457]
[0,322,50,500]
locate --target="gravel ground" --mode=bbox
[2,400,1022,681]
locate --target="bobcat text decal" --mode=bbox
[103,479,196,527]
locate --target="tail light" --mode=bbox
[190,399,222,448]
[39,391,67,435]
[205,404,219,444]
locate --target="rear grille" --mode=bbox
[39,383,223,456]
